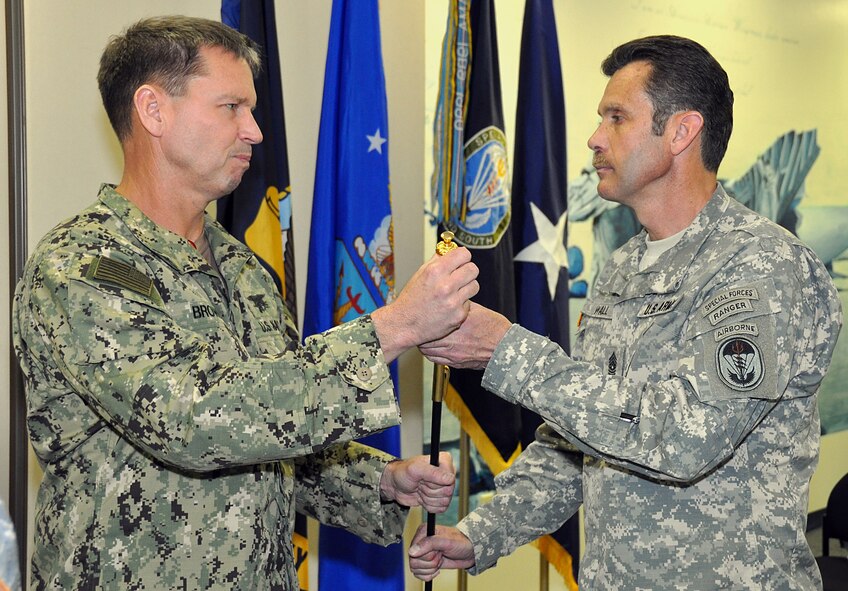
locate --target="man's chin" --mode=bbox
[218,174,247,198]
[596,184,619,203]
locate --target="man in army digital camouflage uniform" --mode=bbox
[409,35,843,589]
[12,16,480,590]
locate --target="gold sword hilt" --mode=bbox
[431,230,456,402]
[435,230,458,256]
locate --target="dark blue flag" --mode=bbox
[219,3,307,588]
[303,1,402,590]
[512,0,578,588]
[219,0,297,318]
[432,0,523,477]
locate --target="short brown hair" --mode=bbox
[602,35,733,172]
[97,15,261,142]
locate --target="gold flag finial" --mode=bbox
[435,231,458,256]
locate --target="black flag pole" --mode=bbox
[427,364,450,537]
[425,231,457,591]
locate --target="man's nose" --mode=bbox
[587,125,604,153]
[241,111,263,145]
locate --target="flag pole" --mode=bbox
[425,231,458,591]
[7,0,29,579]
[426,362,450,545]
[540,554,549,591]
[457,430,470,591]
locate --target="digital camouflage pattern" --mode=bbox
[13,184,406,590]
[460,185,843,590]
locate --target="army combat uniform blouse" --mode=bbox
[459,186,842,590]
[13,185,405,590]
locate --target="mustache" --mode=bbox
[592,154,610,169]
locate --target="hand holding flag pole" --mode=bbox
[425,231,457,591]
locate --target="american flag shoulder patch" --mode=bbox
[87,256,154,298]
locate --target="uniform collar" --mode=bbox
[600,184,731,297]
[97,184,253,277]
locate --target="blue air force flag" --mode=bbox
[303,1,402,590]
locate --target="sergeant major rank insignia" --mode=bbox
[443,126,510,249]
[608,352,618,375]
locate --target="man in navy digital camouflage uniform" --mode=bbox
[409,35,842,590]
[13,16,480,591]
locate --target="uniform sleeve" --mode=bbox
[14,248,400,473]
[482,238,842,483]
[293,443,406,545]
[457,431,583,575]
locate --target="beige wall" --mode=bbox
[4,1,847,590]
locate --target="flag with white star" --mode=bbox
[512,0,579,588]
[303,1,402,590]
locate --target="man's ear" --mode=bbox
[669,110,704,157]
[133,84,166,138]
